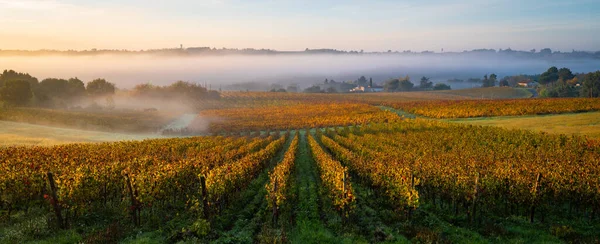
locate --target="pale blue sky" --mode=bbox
[0,0,598,51]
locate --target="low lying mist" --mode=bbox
[2,54,599,90]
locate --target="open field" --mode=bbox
[448,111,600,139]
[0,107,178,134]
[0,121,166,146]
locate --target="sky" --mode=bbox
[0,0,599,52]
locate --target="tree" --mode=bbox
[384,76,413,92]
[482,74,496,87]
[581,71,600,98]
[0,80,32,106]
[356,76,368,87]
[398,79,414,91]
[540,79,579,98]
[540,48,552,55]
[499,79,509,87]
[558,67,575,81]
[419,76,433,89]
[0,70,38,88]
[326,87,337,93]
[86,79,116,97]
[67,78,86,98]
[286,85,298,92]
[539,66,559,84]
[383,79,400,92]
[304,85,322,93]
[369,77,373,88]
[433,83,451,90]
[38,78,69,100]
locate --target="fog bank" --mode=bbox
[1,54,599,90]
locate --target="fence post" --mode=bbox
[47,172,65,229]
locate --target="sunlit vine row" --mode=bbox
[0,135,275,226]
[266,133,298,209]
[307,133,355,211]
[205,135,286,208]
[328,120,600,220]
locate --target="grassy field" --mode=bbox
[0,121,165,146]
[448,111,600,138]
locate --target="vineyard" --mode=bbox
[197,103,400,133]
[2,119,600,243]
[2,91,600,243]
[389,98,600,118]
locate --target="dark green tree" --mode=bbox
[419,76,433,89]
[38,78,69,100]
[357,76,368,86]
[286,85,298,92]
[0,80,32,106]
[398,78,414,91]
[0,70,38,88]
[304,85,322,93]
[581,71,600,98]
[86,79,116,97]
[482,74,496,87]
[540,80,579,98]
[557,67,575,81]
[433,83,451,90]
[383,79,400,92]
[67,78,86,98]
[539,66,559,84]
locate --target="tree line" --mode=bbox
[0,70,116,107]
[0,70,221,108]
[536,67,600,98]
[303,76,452,93]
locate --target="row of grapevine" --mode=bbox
[0,135,277,227]
[196,103,400,133]
[307,133,355,211]
[266,133,299,210]
[388,98,600,118]
[319,132,419,210]
[326,120,600,222]
[205,135,286,210]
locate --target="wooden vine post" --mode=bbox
[342,171,346,199]
[471,173,479,225]
[46,172,65,229]
[200,175,209,219]
[342,171,348,223]
[272,178,278,226]
[124,173,139,225]
[530,173,542,223]
[408,173,415,220]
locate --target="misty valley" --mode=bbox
[2,0,600,241]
